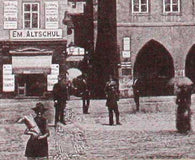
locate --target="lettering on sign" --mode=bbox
[66,47,85,55]
[3,64,12,75]
[47,74,58,91]
[123,37,130,51]
[3,75,15,92]
[4,1,18,29]
[45,1,59,29]
[122,51,131,58]
[51,64,59,75]
[10,29,62,40]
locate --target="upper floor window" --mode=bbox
[132,0,149,13]
[163,0,180,13]
[23,3,39,28]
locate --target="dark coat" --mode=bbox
[53,82,68,102]
[176,87,192,133]
[25,117,49,157]
[105,81,119,108]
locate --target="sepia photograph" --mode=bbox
[1,0,195,159]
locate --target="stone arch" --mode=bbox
[185,44,195,83]
[133,39,174,96]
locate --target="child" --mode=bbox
[24,103,50,160]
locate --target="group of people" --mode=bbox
[52,74,91,127]
[23,73,193,159]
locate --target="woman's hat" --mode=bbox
[32,102,47,113]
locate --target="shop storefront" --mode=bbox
[2,39,66,98]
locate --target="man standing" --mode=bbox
[81,85,90,114]
[133,79,140,112]
[105,75,121,125]
[53,75,68,125]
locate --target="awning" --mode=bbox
[12,55,52,74]
[66,55,84,61]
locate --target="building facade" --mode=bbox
[117,0,195,97]
[0,0,85,98]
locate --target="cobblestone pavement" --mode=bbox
[1,96,195,159]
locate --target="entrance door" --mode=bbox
[16,74,46,97]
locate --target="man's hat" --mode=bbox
[32,102,47,113]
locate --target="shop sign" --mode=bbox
[66,46,85,55]
[10,29,62,40]
[3,64,12,75]
[123,37,130,51]
[122,51,131,58]
[3,74,15,92]
[51,64,59,75]
[47,74,58,91]
[45,1,59,29]
[4,1,18,29]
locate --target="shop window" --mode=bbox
[23,3,39,28]
[122,68,132,76]
[163,0,180,13]
[132,0,148,13]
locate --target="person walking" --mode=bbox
[24,103,50,160]
[80,76,90,114]
[105,75,121,125]
[133,79,140,112]
[176,85,192,134]
[53,75,68,125]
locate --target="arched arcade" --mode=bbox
[133,40,174,96]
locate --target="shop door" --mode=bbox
[17,74,46,96]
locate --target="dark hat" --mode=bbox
[32,102,47,113]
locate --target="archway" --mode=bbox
[134,40,174,96]
[186,44,195,83]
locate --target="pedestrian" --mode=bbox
[79,75,90,114]
[53,75,68,125]
[176,85,192,134]
[133,79,140,112]
[24,102,50,160]
[105,75,121,125]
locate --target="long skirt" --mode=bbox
[176,104,191,133]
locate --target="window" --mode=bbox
[132,0,148,13]
[163,0,180,13]
[23,3,39,28]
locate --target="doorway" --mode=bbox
[16,74,46,97]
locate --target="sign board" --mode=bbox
[4,1,17,29]
[10,29,62,40]
[122,51,131,58]
[175,69,185,77]
[66,46,85,55]
[47,74,58,91]
[45,1,59,29]
[66,55,84,62]
[3,74,15,92]
[68,2,85,14]
[123,37,130,51]
[3,64,12,75]
[51,64,59,75]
